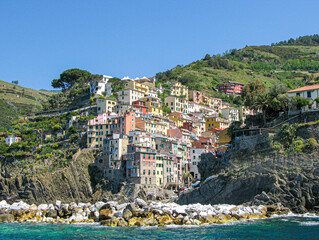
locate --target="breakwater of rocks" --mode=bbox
[0,199,293,226]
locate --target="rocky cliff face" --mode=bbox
[177,157,319,213]
[0,149,111,204]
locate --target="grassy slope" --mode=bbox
[156,45,319,97]
[0,80,55,131]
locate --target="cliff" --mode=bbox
[0,149,108,204]
[177,155,319,213]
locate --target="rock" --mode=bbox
[68,202,77,211]
[69,213,84,223]
[173,206,187,216]
[55,200,61,209]
[100,219,112,226]
[125,204,143,217]
[257,192,270,202]
[46,209,58,218]
[123,209,133,220]
[0,214,14,222]
[152,209,163,215]
[144,217,157,226]
[61,204,69,212]
[135,198,147,208]
[266,205,278,213]
[28,204,38,211]
[99,209,114,221]
[174,215,184,225]
[128,217,143,227]
[95,202,105,210]
[116,203,128,211]
[0,200,9,210]
[117,218,128,227]
[10,201,29,211]
[158,214,173,225]
[48,204,55,210]
[38,204,48,211]
[193,219,201,225]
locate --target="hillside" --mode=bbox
[156,34,319,102]
[0,80,55,131]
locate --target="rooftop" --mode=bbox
[287,84,319,93]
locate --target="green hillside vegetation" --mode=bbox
[43,68,102,111]
[156,34,319,104]
[0,80,55,132]
[0,111,94,175]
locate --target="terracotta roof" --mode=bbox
[287,85,319,93]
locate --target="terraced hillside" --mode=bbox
[156,35,319,102]
[0,80,55,131]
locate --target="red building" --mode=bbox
[124,145,157,185]
[133,100,149,115]
[218,81,244,95]
[182,122,193,132]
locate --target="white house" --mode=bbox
[189,147,207,180]
[5,135,21,146]
[288,85,319,110]
[221,107,239,123]
[90,75,113,96]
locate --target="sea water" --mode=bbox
[0,217,318,240]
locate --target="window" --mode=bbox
[143,169,145,175]
[153,170,155,175]
[148,170,151,175]
[307,91,312,98]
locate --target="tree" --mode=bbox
[51,68,98,90]
[241,79,267,108]
[290,96,312,110]
[204,54,211,61]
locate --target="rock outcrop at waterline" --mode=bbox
[0,199,291,226]
[0,149,102,204]
[0,149,140,204]
[177,158,319,214]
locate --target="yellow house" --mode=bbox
[205,116,229,130]
[171,82,189,98]
[97,98,118,113]
[169,115,183,127]
[136,117,168,135]
[156,155,164,187]
[125,80,150,95]
[168,112,188,127]
[139,96,163,116]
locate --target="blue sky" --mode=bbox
[0,0,318,90]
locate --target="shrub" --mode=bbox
[290,137,305,153]
[52,143,59,149]
[272,141,283,152]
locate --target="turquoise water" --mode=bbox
[0,217,318,240]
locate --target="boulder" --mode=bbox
[135,198,147,208]
[0,214,14,222]
[55,200,61,209]
[38,204,49,211]
[123,209,133,220]
[117,218,128,227]
[158,214,173,225]
[0,200,9,210]
[46,209,58,218]
[99,209,114,221]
